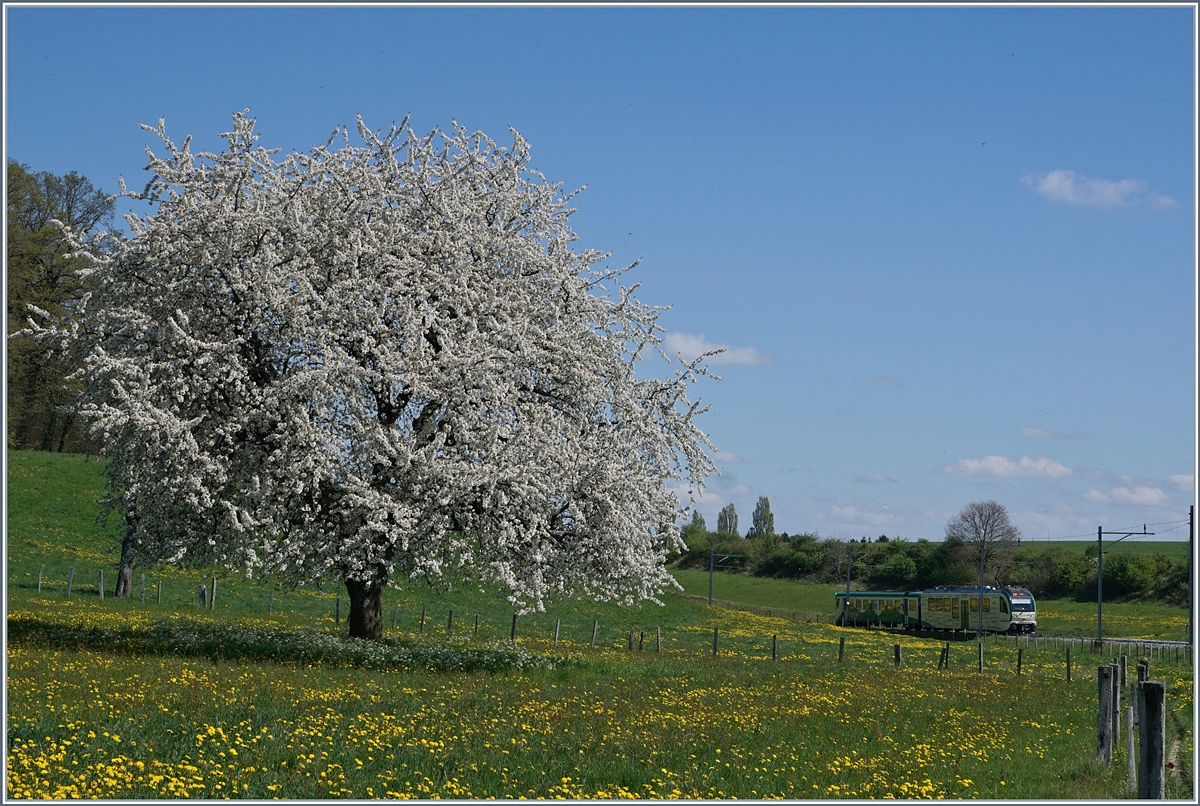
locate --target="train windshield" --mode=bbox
[1010,600,1035,612]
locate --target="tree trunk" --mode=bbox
[345,575,385,641]
[113,517,135,598]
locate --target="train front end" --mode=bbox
[1004,586,1037,634]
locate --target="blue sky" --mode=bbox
[5,5,1196,543]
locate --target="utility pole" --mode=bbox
[1096,525,1155,641]
[1180,506,1190,647]
[978,539,986,639]
[845,542,852,627]
[708,548,742,606]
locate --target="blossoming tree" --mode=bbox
[34,111,716,639]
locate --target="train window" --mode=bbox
[983,598,990,612]
[970,598,978,612]
[1000,599,1008,614]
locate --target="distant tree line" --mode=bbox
[677,500,1187,606]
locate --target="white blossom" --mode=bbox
[31,110,717,613]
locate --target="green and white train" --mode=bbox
[834,585,1037,634]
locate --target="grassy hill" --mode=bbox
[5,450,1193,799]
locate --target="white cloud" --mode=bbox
[1167,474,1194,492]
[661,332,774,365]
[855,473,898,483]
[713,449,744,464]
[1083,486,1169,506]
[944,455,1073,479]
[1020,426,1086,440]
[1022,169,1175,209]
[829,504,893,526]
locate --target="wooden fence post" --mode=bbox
[1135,661,1148,727]
[638,630,644,651]
[420,604,427,633]
[335,595,341,624]
[140,573,146,604]
[656,626,662,653]
[773,634,778,662]
[156,579,161,605]
[1017,648,1023,676]
[553,618,560,647]
[510,613,517,643]
[37,565,43,594]
[98,569,104,600]
[447,610,453,634]
[977,642,983,673]
[474,614,480,636]
[712,626,719,657]
[1111,662,1121,748]
[1097,665,1114,765]
[838,636,845,663]
[894,644,902,668]
[1127,705,1136,793]
[209,577,216,610]
[1067,646,1072,682]
[1137,680,1166,799]
[1120,654,1127,687]
[590,620,598,649]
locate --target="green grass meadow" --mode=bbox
[6,451,1195,799]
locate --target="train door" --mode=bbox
[960,599,970,629]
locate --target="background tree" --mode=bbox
[29,112,716,637]
[716,503,738,536]
[7,159,114,452]
[746,496,774,539]
[944,500,1022,634]
[690,510,706,532]
[944,500,1022,581]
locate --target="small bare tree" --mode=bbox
[945,500,1022,635]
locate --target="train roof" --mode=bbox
[919,585,1004,595]
[834,590,919,597]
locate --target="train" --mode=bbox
[834,585,1037,634]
